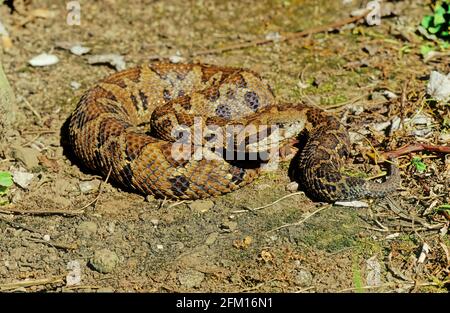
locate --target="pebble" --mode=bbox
[188,200,214,213]
[107,222,115,233]
[178,269,205,288]
[12,170,34,189]
[285,181,299,192]
[89,249,119,274]
[79,180,101,194]
[76,221,98,236]
[70,81,81,90]
[294,269,313,287]
[70,45,91,56]
[11,145,40,169]
[28,53,59,67]
[220,221,237,232]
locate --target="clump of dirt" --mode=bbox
[0,0,448,292]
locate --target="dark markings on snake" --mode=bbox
[120,163,134,185]
[138,90,148,110]
[229,166,246,184]
[215,104,232,119]
[169,175,190,197]
[130,94,139,111]
[163,89,171,101]
[244,91,260,111]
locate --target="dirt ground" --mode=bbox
[0,0,449,292]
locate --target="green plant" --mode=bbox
[421,1,450,40]
[0,171,13,205]
[411,156,427,173]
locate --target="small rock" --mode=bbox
[66,260,82,286]
[265,32,281,42]
[382,90,398,100]
[77,221,98,236]
[28,53,59,67]
[220,221,237,232]
[205,232,219,246]
[12,170,34,189]
[188,200,215,213]
[294,269,313,287]
[70,81,81,90]
[107,222,115,233]
[79,180,101,194]
[169,53,185,64]
[69,45,90,56]
[87,54,126,71]
[286,181,299,192]
[427,71,450,102]
[11,146,40,169]
[89,249,119,274]
[43,234,51,241]
[178,269,205,288]
[372,121,391,132]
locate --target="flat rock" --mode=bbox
[178,269,205,288]
[89,249,119,274]
[11,145,40,169]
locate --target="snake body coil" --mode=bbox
[68,63,399,201]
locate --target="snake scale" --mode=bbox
[68,63,399,202]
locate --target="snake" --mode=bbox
[68,63,399,202]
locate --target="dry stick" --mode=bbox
[21,96,43,123]
[268,204,332,233]
[381,143,450,159]
[192,9,371,56]
[232,191,305,214]
[0,207,84,216]
[26,237,77,250]
[0,275,66,291]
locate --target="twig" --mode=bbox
[0,215,40,233]
[0,207,84,216]
[77,167,112,211]
[232,192,305,214]
[191,9,371,56]
[267,204,332,233]
[381,143,450,159]
[166,200,187,210]
[0,275,66,291]
[26,237,78,250]
[20,96,43,123]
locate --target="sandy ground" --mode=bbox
[0,0,449,292]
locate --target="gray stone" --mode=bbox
[178,269,205,288]
[89,249,119,274]
[11,145,40,169]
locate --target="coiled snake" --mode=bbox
[68,63,399,201]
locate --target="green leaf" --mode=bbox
[428,25,442,34]
[421,15,433,28]
[420,45,433,57]
[434,12,446,25]
[435,204,450,212]
[411,157,427,173]
[0,171,13,187]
